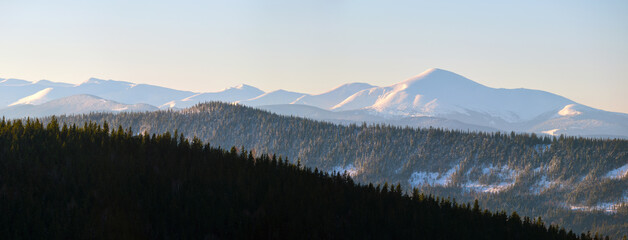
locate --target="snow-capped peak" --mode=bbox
[366,68,484,116]
[333,68,580,123]
[399,68,483,89]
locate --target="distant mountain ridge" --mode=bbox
[0,95,157,118]
[2,69,627,138]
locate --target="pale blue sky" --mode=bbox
[1,0,627,113]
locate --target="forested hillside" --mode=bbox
[0,118,603,239]
[42,102,627,239]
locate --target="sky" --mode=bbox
[1,0,627,113]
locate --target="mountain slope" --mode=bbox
[238,89,307,106]
[0,94,157,118]
[71,78,195,106]
[291,82,375,110]
[0,78,194,108]
[0,79,59,107]
[259,104,498,132]
[9,88,54,106]
[1,119,596,239]
[527,104,628,138]
[331,87,387,111]
[163,84,264,108]
[47,102,628,238]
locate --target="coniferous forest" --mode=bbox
[44,102,627,239]
[0,117,614,239]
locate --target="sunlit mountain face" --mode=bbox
[3,68,626,138]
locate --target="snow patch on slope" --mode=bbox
[330,164,359,177]
[605,164,628,179]
[331,87,386,111]
[464,181,515,194]
[161,101,177,108]
[181,93,204,102]
[291,82,375,110]
[9,88,53,106]
[463,165,519,194]
[558,104,582,117]
[542,129,560,136]
[238,90,307,106]
[408,167,457,187]
[565,202,627,214]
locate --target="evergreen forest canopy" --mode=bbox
[0,118,611,239]
[31,102,627,239]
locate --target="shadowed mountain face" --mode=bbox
[1,69,627,138]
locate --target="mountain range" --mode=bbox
[2,68,627,138]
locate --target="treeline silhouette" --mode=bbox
[0,117,609,239]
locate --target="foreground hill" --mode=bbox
[47,102,627,238]
[0,119,597,239]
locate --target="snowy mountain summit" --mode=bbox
[340,68,573,121]
[341,68,626,138]
[1,68,627,138]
